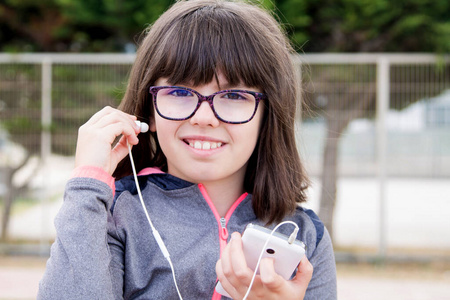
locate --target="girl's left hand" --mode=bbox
[215,232,313,300]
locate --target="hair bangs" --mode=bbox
[153,3,267,90]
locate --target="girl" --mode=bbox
[38,0,337,299]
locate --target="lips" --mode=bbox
[184,139,224,150]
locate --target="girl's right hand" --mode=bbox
[75,106,141,175]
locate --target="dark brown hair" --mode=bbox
[114,0,309,224]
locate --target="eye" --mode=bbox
[168,88,193,97]
[222,92,249,100]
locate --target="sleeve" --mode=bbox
[304,227,337,300]
[37,176,124,299]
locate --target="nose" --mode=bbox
[189,101,220,127]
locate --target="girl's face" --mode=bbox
[150,73,264,190]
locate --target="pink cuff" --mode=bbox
[71,166,115,192]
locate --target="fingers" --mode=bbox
[216,232,255,298]
[216,233,314,300]
[88,107,140,143]
[290,255,314,298]
[228,233,253,283]
[259,257,285,291]
[215,259,237,297]
[110,135,133,168]
[75,106,142,174]
[85,106,135,127]
[255,255,313,300]
[295,256,314,284]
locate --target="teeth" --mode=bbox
[187,140,223,150]
[203,142,211,150]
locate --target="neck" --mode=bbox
[201,178,246,217]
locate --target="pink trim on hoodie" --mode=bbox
[198,184,248,251]
[225,193,248,220]
[137,167,165,176]
[211,291,223,300]
[71,166,164,197]
[198,184,248,300]
[71,166,115,192]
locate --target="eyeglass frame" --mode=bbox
[149,86,267,124]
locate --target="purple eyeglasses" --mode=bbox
[149,86,267,124]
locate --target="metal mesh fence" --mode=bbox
[387,63,450,177]
[299,63,378,176]
[51,63,131,155]
[298,58,450,178]
[0,63,42,157]
[0,53,449,253]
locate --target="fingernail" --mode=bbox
[231,232,240,241]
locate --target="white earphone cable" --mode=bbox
[242,221,299,300]
[127,123,298,300]
[127,142,183,300]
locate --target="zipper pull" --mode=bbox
[220,217,229,240]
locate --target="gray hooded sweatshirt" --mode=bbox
[38,167,337,299]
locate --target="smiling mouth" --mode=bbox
[184,139,224,150]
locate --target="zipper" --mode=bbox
[198,183,248,252]
[198,183,244,254]
[219,217,229,241]
[198,184,248,300]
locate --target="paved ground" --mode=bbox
[1,255,449,300]
[336,262,450,300]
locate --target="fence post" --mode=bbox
[376,56,389,259]
[41,57,52,254]
[41,57,52,159]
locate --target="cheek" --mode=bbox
[153,117,177,148]
[230,124,260,153]
[250,107,265,142]
[235,105,264,143]
[153,114,173,134]
[149,108,159,133]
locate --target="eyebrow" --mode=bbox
[166,77,260,93]
[172,82,252,91]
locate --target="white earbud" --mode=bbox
[135,120,149,133]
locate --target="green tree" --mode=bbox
[0,0,65,51]
[0,0,174,52]
[54,0,174,51]
[276,0,450,53]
